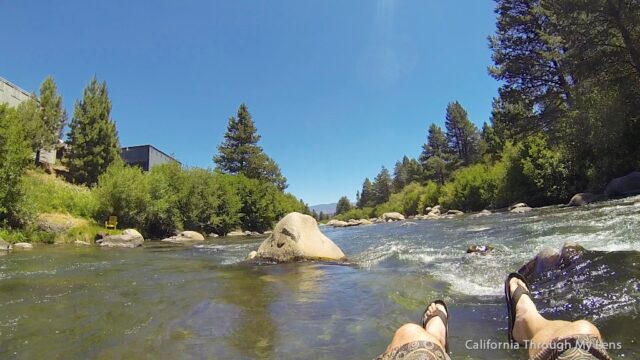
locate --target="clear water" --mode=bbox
[1,196,639,359]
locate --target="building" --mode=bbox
[0,76,32,107]
[121,145,180,171]
[1,76,58,166]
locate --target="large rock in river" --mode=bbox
[99,229,144,248]
[255,212,346,262]
[605,171,640,198]
[518,241,587,280]
[568,192,600,206]
[382,212,405,221]
[161,231,205,243]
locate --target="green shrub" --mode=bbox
[334,207,375,221]
[439,163,503,211]
[0,105,32,227]
[93,161,150,229]
[417,181,441,212]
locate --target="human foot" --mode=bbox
[422,300,449,353]
[506,273,536,343]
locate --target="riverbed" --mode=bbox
[1,196,639,359]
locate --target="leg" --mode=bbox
[509,277,603,358]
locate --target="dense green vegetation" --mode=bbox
[336,0,640,217]
[0,78,307,242]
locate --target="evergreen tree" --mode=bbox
[214,104,287,190]
[66,77,121,186]
[39,77,67,149]
[372,166,392,205]
[15,77,67,163]
[0,105,31,226]
[444,101,479,165]
[480,122,502,161]
[420,124,451,184]
[335,196,352,216]
[357,178,374,208]
[392,156,423,192]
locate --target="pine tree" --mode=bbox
[39,76,67,147]
[420,124,451,184]
[66,77,121,186]
[444,101,479,166]
[335,196,352,215]
[214,104,287,190]
[357,178,374,208]
[372,166,392,205]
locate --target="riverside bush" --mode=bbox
[93,162,306,236]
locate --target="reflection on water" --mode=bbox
[0,195,639,359]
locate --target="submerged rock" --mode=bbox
[0,238,12,251]
[568,192,601,206]
[476,209,492,217]
[446,210,464,216]
[74,240,91,246]
[162,231,205,243]
[605,171,640,198]
[100,229,144,248]
[382,212,405,221]
[13,242,33,250]
[401,222,417,226]
[254,212,346,262]
[226,230,246,237]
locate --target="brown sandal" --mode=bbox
[421,299,450,353]
[505,272,531,345]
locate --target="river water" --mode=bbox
[1,196,639,359]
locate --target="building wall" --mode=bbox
[149,147,178,169]
[121,145,179,171]
[0,77,32,107]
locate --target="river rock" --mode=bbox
[357,219,373,225]
[509,203,528,211]
[162,231,205,243]
[328,220,350,228]
[476,209,492,217]
[0,238,11,251]
[568,192,600,206]
[74,240,91,246]
[100,229,144,248]
[605,171,640,198]
[255,212,346,262]
[245,231,262,237]
[446,210,464,216]
[382,212,405,221]
[13,242,33,250]
[518,242,587,280]
[511,206,533,214]
[247,251,258,260]
[227,230,247,237]
[425,213,441,220]
[263,230,273,235]
[36,213,88,233]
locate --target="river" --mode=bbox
[1,196,639,359]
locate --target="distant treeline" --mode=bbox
[336,0,640,218]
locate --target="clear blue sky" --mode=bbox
[1,0,498,205]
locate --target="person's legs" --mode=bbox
[384,302,447,353]
[509,277,603,358]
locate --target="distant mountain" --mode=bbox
[309,203,337,215]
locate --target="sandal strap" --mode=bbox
[511,284,530,309]
[422,309,448,329]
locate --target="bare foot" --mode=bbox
[509,277,537,342]
[424,302,447,349]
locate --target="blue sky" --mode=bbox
[0,0,498,205]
